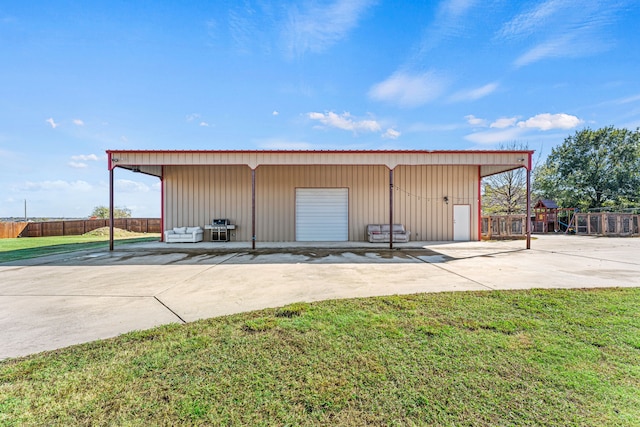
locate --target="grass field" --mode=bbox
[1,288,639,426]
[0,229,160,263]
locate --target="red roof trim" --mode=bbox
[106,149,535,155]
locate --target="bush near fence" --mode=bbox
[0,219,161,239]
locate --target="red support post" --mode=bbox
[252,168,256,250]
[109,166,114,251]
[526,154,532,250]
[389,168,394,250]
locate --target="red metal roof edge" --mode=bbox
[106,149,535,155]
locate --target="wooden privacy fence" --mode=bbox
[0,218,161,239]
[481,215,528,239]
[0,222,30,239]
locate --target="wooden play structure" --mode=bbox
[531,199,578,233]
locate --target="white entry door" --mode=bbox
[296,188,348,241]
[453,204,471,241]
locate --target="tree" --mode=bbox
[91,205,132,219]
[533,127,640,210]
[482,141,530,215]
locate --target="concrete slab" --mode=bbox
[0,295,180,359]
[1,235,639,360]
[158,262,486,322]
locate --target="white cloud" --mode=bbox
[517,113,582,130]
[283,0,375,58]
[115,179,150,193]
[73,119,84,126]
[18,180,93,192]
[500,0,622,67]
[465,127,526,144]
[68,154,99,168]
[449,82,499,102]
[417,0,478,55]
[490,117,518,129]
[45,118,58,129]
[382,128,401,139]
[272,110,279,116]
[440,0,477,18]
[71,154,99,161]
[615,93,640,105]
[186,114,211,127]
[465,112,583,143]
[514,35,582,68]
[498,0,566,40]
[308,111,382,133]
[369,71,449,108]
[465,114,487,127]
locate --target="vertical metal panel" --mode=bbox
[162,163,478,242]
[256,165,388,242]
[163,165,252,240]
[394,165,478,241]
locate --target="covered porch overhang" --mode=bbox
[106,150,534,251]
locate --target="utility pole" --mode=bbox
[24,199,27,221]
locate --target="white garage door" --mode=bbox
[296,188,348,241]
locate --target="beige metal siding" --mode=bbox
[394,165,478,241]
[162,163,479,242]
[256,165,389,241]
[163,165,252,240]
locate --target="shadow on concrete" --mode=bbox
[0,244,527,267]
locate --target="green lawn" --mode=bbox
[1,288,639,426]
[0,233,160,263]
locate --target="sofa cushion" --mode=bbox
[186,227,201,233]
[173,227,187,234]
[366,224,381,234]
[392,224,406,233]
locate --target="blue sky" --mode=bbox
[1,0,639,218]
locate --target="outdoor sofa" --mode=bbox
[164,226,204,243]
[366,224,410,243]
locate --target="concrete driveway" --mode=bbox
[1,235,639,360]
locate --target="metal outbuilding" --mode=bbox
[106,149,534,249]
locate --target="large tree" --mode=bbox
[91,205,132,219]
[533,126,640,210]
[482,142,529,215]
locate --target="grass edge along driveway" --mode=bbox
[1,288,639,426]
[0,233,160,263]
